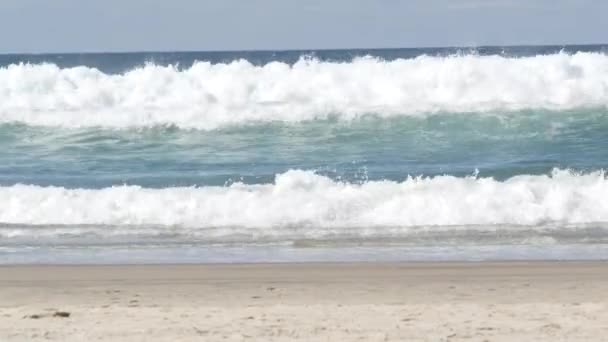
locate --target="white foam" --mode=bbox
[1,52,608,129]
[1,169,607,236]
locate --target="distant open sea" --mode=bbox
[2,45,608,264]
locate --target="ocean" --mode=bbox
[2,45,608,264]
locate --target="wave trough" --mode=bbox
[2,52,608,129]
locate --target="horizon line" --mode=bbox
[1,42,607,56]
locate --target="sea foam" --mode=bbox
[1,52,608,129]
[1,169,607,235]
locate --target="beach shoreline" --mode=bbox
[1,261,607,341]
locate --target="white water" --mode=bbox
[2,169,607,237]
[1,52,608,129]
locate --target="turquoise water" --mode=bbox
[2,110,606,188]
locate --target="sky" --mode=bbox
[0,0,606,53]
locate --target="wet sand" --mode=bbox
[1,262,607,341]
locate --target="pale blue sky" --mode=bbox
[0,0,606,53]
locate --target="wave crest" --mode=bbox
[1,52,608,129]
[1,169,607,232]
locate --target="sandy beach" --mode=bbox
[1,262,607,341]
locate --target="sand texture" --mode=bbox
[1,262,608,341]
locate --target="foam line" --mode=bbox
[2,169,607,233]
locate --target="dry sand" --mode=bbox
[1,262,607,341]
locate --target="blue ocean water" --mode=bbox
[1,45,608,263]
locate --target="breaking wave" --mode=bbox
[2,169,607,237]
[1,52,608,129]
